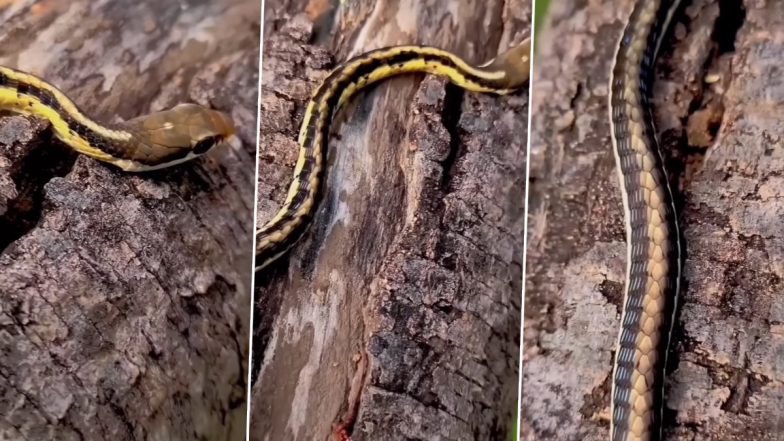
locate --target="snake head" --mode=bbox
[115,103,236,172]
[482,37,531,91]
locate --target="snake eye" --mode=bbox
[193,136,219,154]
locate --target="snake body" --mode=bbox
[256,41,531,271]
[608,1,683,440]
[0,66,235,171]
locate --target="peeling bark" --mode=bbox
[523,0,784,439]
[253,1,530,440]
[0,1,259,440]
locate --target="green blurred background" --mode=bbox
[535,0,551,41]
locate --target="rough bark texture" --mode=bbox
[253,1,529,440]
[0,1,259,440]
[523,0,784,440]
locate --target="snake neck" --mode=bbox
[0,66,135,161]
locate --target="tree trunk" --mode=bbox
[523,0,784,439]
[253,1,530,440]
[0,1,259,440]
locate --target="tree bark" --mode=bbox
[253,1,530,440]
[523,0,784,439]
[0,1,259,440]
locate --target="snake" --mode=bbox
[0,66,235,172]
[255,39,531,272]
[608,0,683,440]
